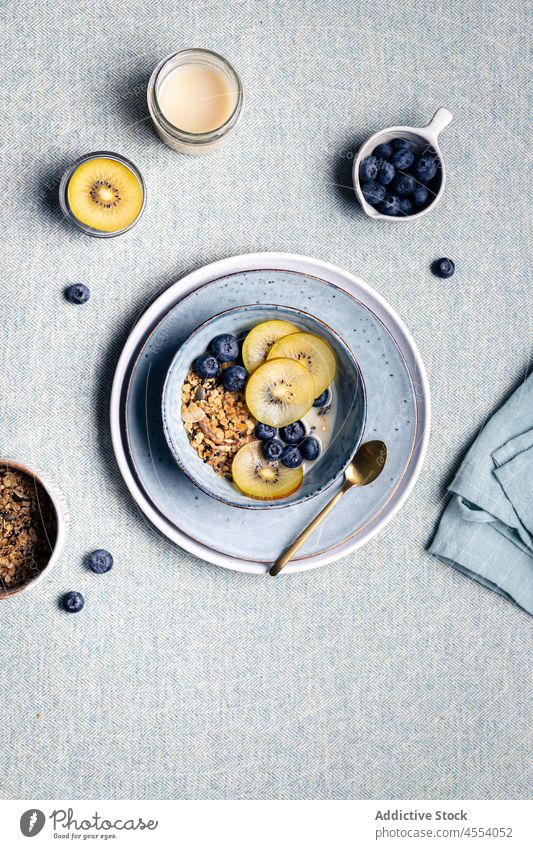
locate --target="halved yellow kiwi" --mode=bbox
[245,357,316,427]
[67,157,143,232]
[268,332,336,396]
[242,319,299,374]
[232,441,303,500]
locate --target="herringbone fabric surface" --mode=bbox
[1,0,531,799]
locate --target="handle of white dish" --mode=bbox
[425,107,453,144]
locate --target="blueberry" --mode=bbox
[88,549,113,574]
[359,156,378,182]
[211,333,239,362]
[65,284,90,304]
[255,423,276,440]
[280,445,303,469]
[262,438,283,461]
[391,173,416,197]
[412,184,429,206]
[377,161,395,185]
[374,142,393,159]
[392,138,414,152]
[313,389,331,408]
[414,156,438,183]
[399,198,413,215]
[222,364,247,392]
[195,354,220,379]
[432,258,455,278]
[379,194,401,216]
[361,181,385,204]
[279,421,306,444]
[391,149,415,170]
[300,436,321,461]
[62,591,84,613]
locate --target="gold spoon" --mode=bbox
[269,440,388,576]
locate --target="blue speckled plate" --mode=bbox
[118,258,426,571]
[162,304,366,509]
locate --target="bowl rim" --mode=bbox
[161,303,367,510]
[0,458,68,598]
[353,124,446,222]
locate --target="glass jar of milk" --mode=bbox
[147,49,244,154]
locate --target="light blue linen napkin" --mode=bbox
[429,373,533,615]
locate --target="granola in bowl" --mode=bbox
[181,367,255,478]
[0,463,58,595]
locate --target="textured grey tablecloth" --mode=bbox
[1,0,531,800]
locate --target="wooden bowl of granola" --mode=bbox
[0,460,68,598]
[162,304,366,509]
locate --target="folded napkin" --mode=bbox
[430,372,533,615]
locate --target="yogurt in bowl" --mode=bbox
[162,304,366,510]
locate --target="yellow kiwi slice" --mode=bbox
[67,157,143,232]
[245,357,315,427]
[242,319,299,374]
[232,441,303,500]
[268,332,336,396]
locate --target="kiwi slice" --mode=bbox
[67,157,143,232]
[245,357,316,427]
[242,320,299,374]
[267,332,336,396]
[232,441,303,500]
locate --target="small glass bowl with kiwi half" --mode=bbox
[59,151,146,237]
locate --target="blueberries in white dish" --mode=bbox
[379,194,401,216]
[362,181,386,204]
[313,388,331,408]
[359,136,441,217]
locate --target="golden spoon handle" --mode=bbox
[270,483,349,576]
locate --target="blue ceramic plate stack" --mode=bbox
[111,253,430,574]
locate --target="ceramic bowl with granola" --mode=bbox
[162,304,366,509]
[0,459,68,598]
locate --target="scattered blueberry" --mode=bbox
[412,184,429,206]
[399,198,413,215]
[65,284,90,304]
[414,156,438,183]
[222,364,247,392]
[374,142,393,159]
[392,138,414,152]
[391,173,416,197]
[377,160,395,185]
[300,436,321,461]
[281,445,303,469]
[195,354,221,379]
[391,148,415,170]
[313,389,331,408]
[88,549,113,574]
[62,591,84,613]
[432,258,455,278]
[379,194,401,216]
[262,438,284,461]
[211,333,240,362]
[279,421,306,444]
[359,156,379,182]
[362,181,386,204]
[255,423,276,440]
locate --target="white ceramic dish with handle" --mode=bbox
[353,107,453,221]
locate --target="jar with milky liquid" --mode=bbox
[147,49,244,155]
